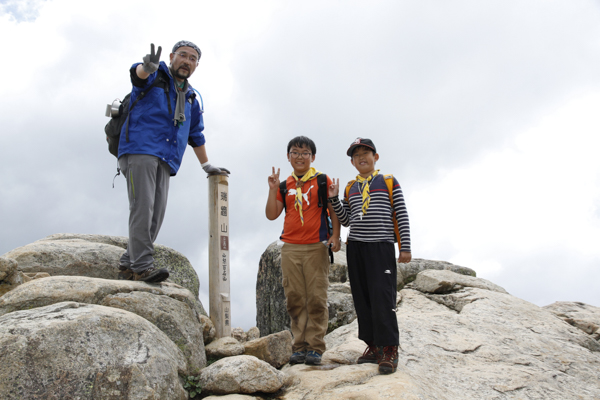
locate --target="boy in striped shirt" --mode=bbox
[328,137,411,374]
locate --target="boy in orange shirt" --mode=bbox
[266,136,341,365]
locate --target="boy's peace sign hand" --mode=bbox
[328,178,339,198]
[268,167,281,190]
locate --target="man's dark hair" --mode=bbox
[287,136,317,155]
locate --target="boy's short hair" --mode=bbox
[347,137,376,157]
[287,136,317,155]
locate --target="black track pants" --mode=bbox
[347,240,399,346]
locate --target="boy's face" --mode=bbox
[287,144,315,175]
[350,147,379,177]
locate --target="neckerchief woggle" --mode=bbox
[291,167,321,226]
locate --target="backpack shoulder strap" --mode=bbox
[383,174,401,245]
[383,174,394,205]
[279,180,287,212]
[317,174,328,214]
[344,180,356,202]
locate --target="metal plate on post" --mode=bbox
[220,236,229,251]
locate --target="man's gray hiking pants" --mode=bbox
[118,154,170,273]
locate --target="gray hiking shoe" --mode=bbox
[133,267,169,283]
[289,351,307,365]
[305,350,322,365]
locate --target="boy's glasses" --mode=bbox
[289,151,312,159]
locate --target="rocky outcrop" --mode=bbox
[0,302,188,400]
[1,233,201,301]
[413,268,508,294]
[0,276,207,374]
[0,236,217,399]
[256,241,288,336]
[279,270,600,400]
[0,257,50,296]
[544,301,600,341]
[2,235,600,399]
[256,240,477,336]
[397,257,476,290]
[326,282,355,332]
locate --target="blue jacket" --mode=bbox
[118,61,206,175]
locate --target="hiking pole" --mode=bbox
[208,169,231,338]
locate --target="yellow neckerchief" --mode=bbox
[355,170,380,215]
[291,167,321,226]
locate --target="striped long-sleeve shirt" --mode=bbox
[330,174,411,252]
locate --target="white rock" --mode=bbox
[200,355,284,394]
[205,336,245,359]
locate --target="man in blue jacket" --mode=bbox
[118,41,226,283]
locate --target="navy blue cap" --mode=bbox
[347,137,377,157]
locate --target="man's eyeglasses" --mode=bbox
[289,151,312,159]
[175,51,199,64]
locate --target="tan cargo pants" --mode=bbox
[281,242,330,354]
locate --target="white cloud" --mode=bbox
[411,91,600,280]
[2,0,600,330]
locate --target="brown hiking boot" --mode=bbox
[357,344,378,364]
[133,267,169,283]
[117,265,134,281]
[378,345,398,374]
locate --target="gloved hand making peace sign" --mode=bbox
[142,43,162,74]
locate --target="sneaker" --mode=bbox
[289,351,307,365]
[133,267,170,283]
[378,345,398,374]
[117,265,134,281]
[357,344,378,364]
[305,350,322,365]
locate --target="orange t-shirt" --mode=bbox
[277,174,332,244]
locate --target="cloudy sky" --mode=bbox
[1,0,599,330]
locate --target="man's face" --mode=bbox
[169,46,199,80]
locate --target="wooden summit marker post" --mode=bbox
[208,170,231,338]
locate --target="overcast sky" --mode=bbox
[1,0,599,330]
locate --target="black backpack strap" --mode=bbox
[317,174,334,263]
[279,181,287,212]
[317,174,328,215]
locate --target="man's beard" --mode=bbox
[173,66,190,80]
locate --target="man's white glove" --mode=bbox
[142,43,161,74]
